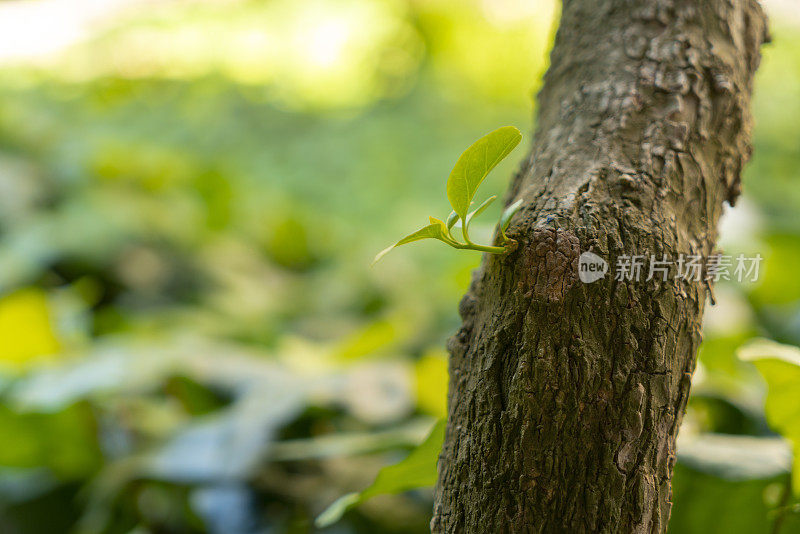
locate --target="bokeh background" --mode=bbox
[0,0,798,532]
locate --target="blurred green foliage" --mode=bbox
[0,0,798,532]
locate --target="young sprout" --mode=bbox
[374,126,525,265]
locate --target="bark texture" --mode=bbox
[432,0,768,532]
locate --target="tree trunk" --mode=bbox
[432,0,768,532]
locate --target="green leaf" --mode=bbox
[428,216,448,234]
[446,126,522,220]
[315,418,445,528]
[500,198,524,234]
[738,339,800,494]
[465,195,496,230]
[446,210,459,231]
[372,222,449,265]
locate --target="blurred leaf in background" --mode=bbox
[316,418,445,528]
[0,288,60,372]
[740,340,800,494]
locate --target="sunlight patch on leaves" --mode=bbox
[415,349,448,417]
[0,288,61,372]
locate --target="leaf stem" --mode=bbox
[448,239,510,254]
[463,243,508,254]
[461,223,473,246]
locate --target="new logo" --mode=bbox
[578,251,608,283]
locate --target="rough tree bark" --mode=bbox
[432,0,768,532]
